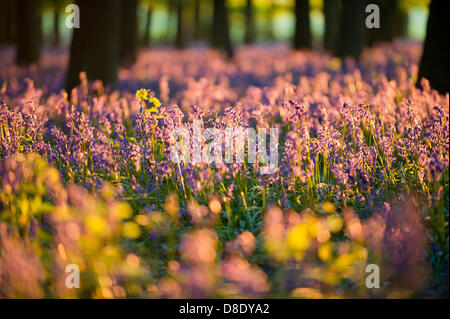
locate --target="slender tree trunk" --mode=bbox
[175,0,185,49]
[53,9,60,46]
[194,0,201,40]
[66,0,121,93]
[52,0,61,47]
[293,0,311,50]
[16,0,42,65]
[212,0,233,58]
[381,0,396,42]
[323,0,340,54]
[417,0,449,94]
[393,5,408,39]
[120,0,138,66]
[365,0,397,47]
[265,1,275,41]
[166,0,176,42]
[38,10,43,47]
[337,0,365,60]
[0,0,16,44]
[143,5,153,47]
[0,2,6,43]
[244,0,255,44]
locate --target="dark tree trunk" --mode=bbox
[365,0,397,47]
[381,0,396,42]
[194,0,201,40]
[166,0,176,42]
[337,0,365,60]
[38,10,43,47]
[293,0,311,50]
[143,5,153,47]
[52,0,62,47]
[244,0,255,44]
[175,0,185,49]
[323,0,341,54]
[393,5,408,39]
[120,0,138,66]
[66,0,121,93]
[0,0,16,44]
[265,1,275,41]
[417,0,449,94]
[53,9,60,46]
[15,0,42,65]
[212,0,233,58]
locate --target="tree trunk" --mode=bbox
[417,0,449,94]
[337,0,365,60]
[393,5,408,39]
[244,0,255,44]
[175,0,185,49]
[0,0,16,44]
[293,0,311,50]
[194,0,201,40]
[323,0,340,54]
[365,0,397,47]
[265,1,275,41]
[52,0,61,47]
[166,0,176,42]
[120,0,138,66]
[212,0,233,58]
[66,0,121,93]
[143,5,153,47]
[15,0,42,65]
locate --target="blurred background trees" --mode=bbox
[244,0,255,44]
[0,0,16,45]
[293,0,312,49]
[212,0,233,58]
[51,0,63,46]
[120,0,138,66]
[142,1,153,47]
[323,0,340,54]
[336,0,366,60]
[15,0,43,65]
[175,0,185,49]
[65,0,121,92]
[365,0,402,47]
[0,0,446,94]
[416,0,449,94]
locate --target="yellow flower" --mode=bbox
[148,97,161,108]
[286,223,311,259]
[122,221,141,239]
[114,202,132,220]
[140,95,164,119]
[327,215,343,233]
[321,201,336,214]
[318,242,333,262]
[86,214,109,235]
[136,88,148,101]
